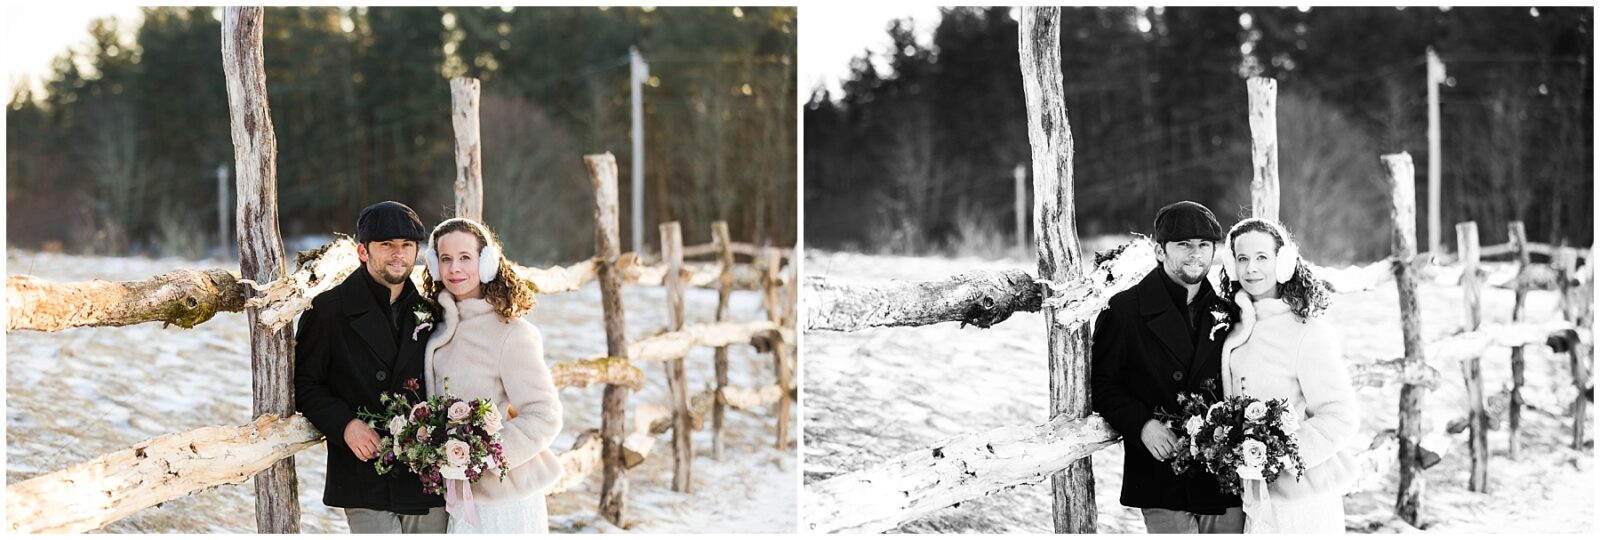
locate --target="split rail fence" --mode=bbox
[801,7,1591,534]
[5,8,796,534]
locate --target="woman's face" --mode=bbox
[1232,230,1280,300]
[436,230,484,300]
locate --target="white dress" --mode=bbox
[1222,298,1360,534]
[447,495,549,534]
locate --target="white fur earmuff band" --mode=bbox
[424,217,501,284]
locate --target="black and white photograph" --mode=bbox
[801,5,1592,534]
[5,5,797,533]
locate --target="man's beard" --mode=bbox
[1175,268,1205,285]
[372,264,410,285]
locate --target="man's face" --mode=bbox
[358,239,418,286]
[1156,238,1214,286]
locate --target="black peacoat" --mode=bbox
[1090,267,1242,514]
[293,269,444,514]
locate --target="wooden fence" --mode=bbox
[4,8,795,534]
[801,8,1591,534]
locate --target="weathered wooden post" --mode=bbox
[661,222,693,492]
[711,221,734,460]
[763,247,792,449]
[1457,221,1488,492]
[1507,221,1529,459]
[1247,76,1279,221]
[1014,163,1027,255]
[1556,247,1587,449]
[1382,152,1428,526]
[588,153,631,524]
[1426,48,1446,258]
[220,6,299,533]
[1019,7,1095,533]
[451,77,483,222]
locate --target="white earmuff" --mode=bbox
[427,218,502,285]
[1275,233,1299,284]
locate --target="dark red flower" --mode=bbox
[403,378,421,392]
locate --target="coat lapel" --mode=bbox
[1187,282,1226,387]
[341,273,398,369]
[391,288,430,391]
[1137,269,1194,369]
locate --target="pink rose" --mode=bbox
[483,407,503,435]
[415,425,431,444]
[443,439,471,467]
[448,401,471,423]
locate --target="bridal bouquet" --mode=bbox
[1158,388,1306,495]
[357,378,509,496]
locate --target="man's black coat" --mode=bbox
[294,269,443,513]
[1090,267,1242,514]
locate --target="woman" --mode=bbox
[1219,217,1359,533]
[421,217,563,533]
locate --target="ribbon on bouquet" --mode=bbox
[1240,476,1275,533]
[445,479,479,529]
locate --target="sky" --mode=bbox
[3,4,143,99]
[798,4,942,99]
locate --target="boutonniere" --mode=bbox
[1208,309,1230,341]
[411,307,435,341]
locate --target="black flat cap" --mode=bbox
[356,201,426,243]
[1153,201,1223,243]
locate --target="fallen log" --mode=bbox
[7,269,247,332]
[802,414,1120,534]
[244,236,361,330]
[1348,320,1579,389]
[627,320,784,363]
[805,270,1042,332]
[547,430,602,495]
[5,414,320,534]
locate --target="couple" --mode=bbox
[1091,201,1361,534]
[294,201,563,533]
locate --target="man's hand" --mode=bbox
[344,419,382,462]
[1140,419,1180,461]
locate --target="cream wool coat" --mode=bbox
[424,291,564,502]
[1221,297,1361,501]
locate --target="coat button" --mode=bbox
[1172,371,1184,382]
[376,371,388,382]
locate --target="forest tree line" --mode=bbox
[7,6,796,263]
[805,6,1591,264]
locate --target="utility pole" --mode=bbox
[1426,47,1446,258]
[630,46,650,256]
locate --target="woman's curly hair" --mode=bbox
[421,219,535,322]
[1219,218,1333,322]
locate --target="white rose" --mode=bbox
[483,407,504,435]
[1278,409,1300,432]
[448,401,472,423]
[443,439,472,467]
[1244,401,1268,422]
[388,415,408,436]
[1240,438,1267,468]
[1184,415,1205,436]
[440,464,467,480]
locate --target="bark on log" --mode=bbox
[711,221,733,461]
[1020,9,1096,531]
[221,7,298,532]
[450,77,483,222]
[661,222,693,492]
[1040,237,1158,326]
[627,320,782,363]
[245,236,361,331]
[5,414,319,534]
[1382,152,1427,527]
[588,152,630,525]
[626,259,768,290]
[804,270,1041,332]
[547,430,602,495]
[802,414,1119,534]
[550,356,645,390]
[1247,76,1280,221]
[7,269,246,332]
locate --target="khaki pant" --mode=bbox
[344,506,448,534]
[1141,507,1245,534]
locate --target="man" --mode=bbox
[1089,201,1244,533]
[294,201,446,533]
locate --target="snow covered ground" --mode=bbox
[802,249,1593,534]
[5,249,796,533]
